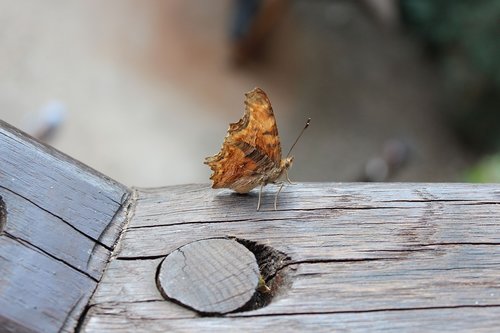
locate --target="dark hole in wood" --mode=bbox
[234,237,292,312]
[0,196,6,234]
[155,237,292,316]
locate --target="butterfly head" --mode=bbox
[281,156,294,170]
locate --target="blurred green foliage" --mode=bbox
[464,153,500,182]
[401,0,500,152]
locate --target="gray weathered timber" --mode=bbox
[0,236,95,333]
[0,187,110,280]
[82,183,500,332]
[158,238,260,314]
[81,305,500,333]
[0,120,130,333]
[0,120,128,247]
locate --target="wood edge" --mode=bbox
[76,189,138,331]
[0,119,129,194]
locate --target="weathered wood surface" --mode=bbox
[0,120,128,246]
[0,120,130,333]
[82,183,500,332]
[157,238,260,314]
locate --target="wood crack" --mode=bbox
[126,218,254,230]
[116,254,167,261]
[96,299,164,306]
[0,195,6,234]
[382,199,499,204]
[284,257,400,268]
[113,242,500,262]
[229,304,500,318]
[0,185,112,251]
[75,299,93,332]
[126,207,408,230]
[126,216,316,230]
[276,206,405,212]
[91,191,133,263]
[3,231,98,282]
[418,242,500,247]
[60,293,85,333]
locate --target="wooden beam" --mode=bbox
[0,120,130,333]
[81,183,500,332]
[0,120,128,247]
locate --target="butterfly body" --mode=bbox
[205,88,293,207]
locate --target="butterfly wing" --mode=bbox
[205,88,283,192]
[232,88,282,164]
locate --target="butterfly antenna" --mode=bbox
[286,118,311,158]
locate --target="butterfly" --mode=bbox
[204,87,309,210]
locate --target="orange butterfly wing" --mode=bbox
[204,88,283,193]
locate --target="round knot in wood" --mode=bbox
[157,238,260,315]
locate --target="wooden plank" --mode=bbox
[0,120,131,333]
[0,236,95,333]
[82,183,500,332]
[83,305,500,333]
[118,184,500,260]
[90,258,164,305]
[0,187,109,280]
[0,120,128,247]
[129,183,500,228]
[85,244,500,312]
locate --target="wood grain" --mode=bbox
[83,305,500,333]
[82,183,500,332]
[0,236,95,333]
[157,238,260,314]
[0,187,110,280]
[0,120,128,247]
[0,121,131,333]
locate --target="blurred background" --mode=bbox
[1,0,499,187]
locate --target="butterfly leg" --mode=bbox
[274,182,284,210]
[285,169,295,185]
[257,183,264,211]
